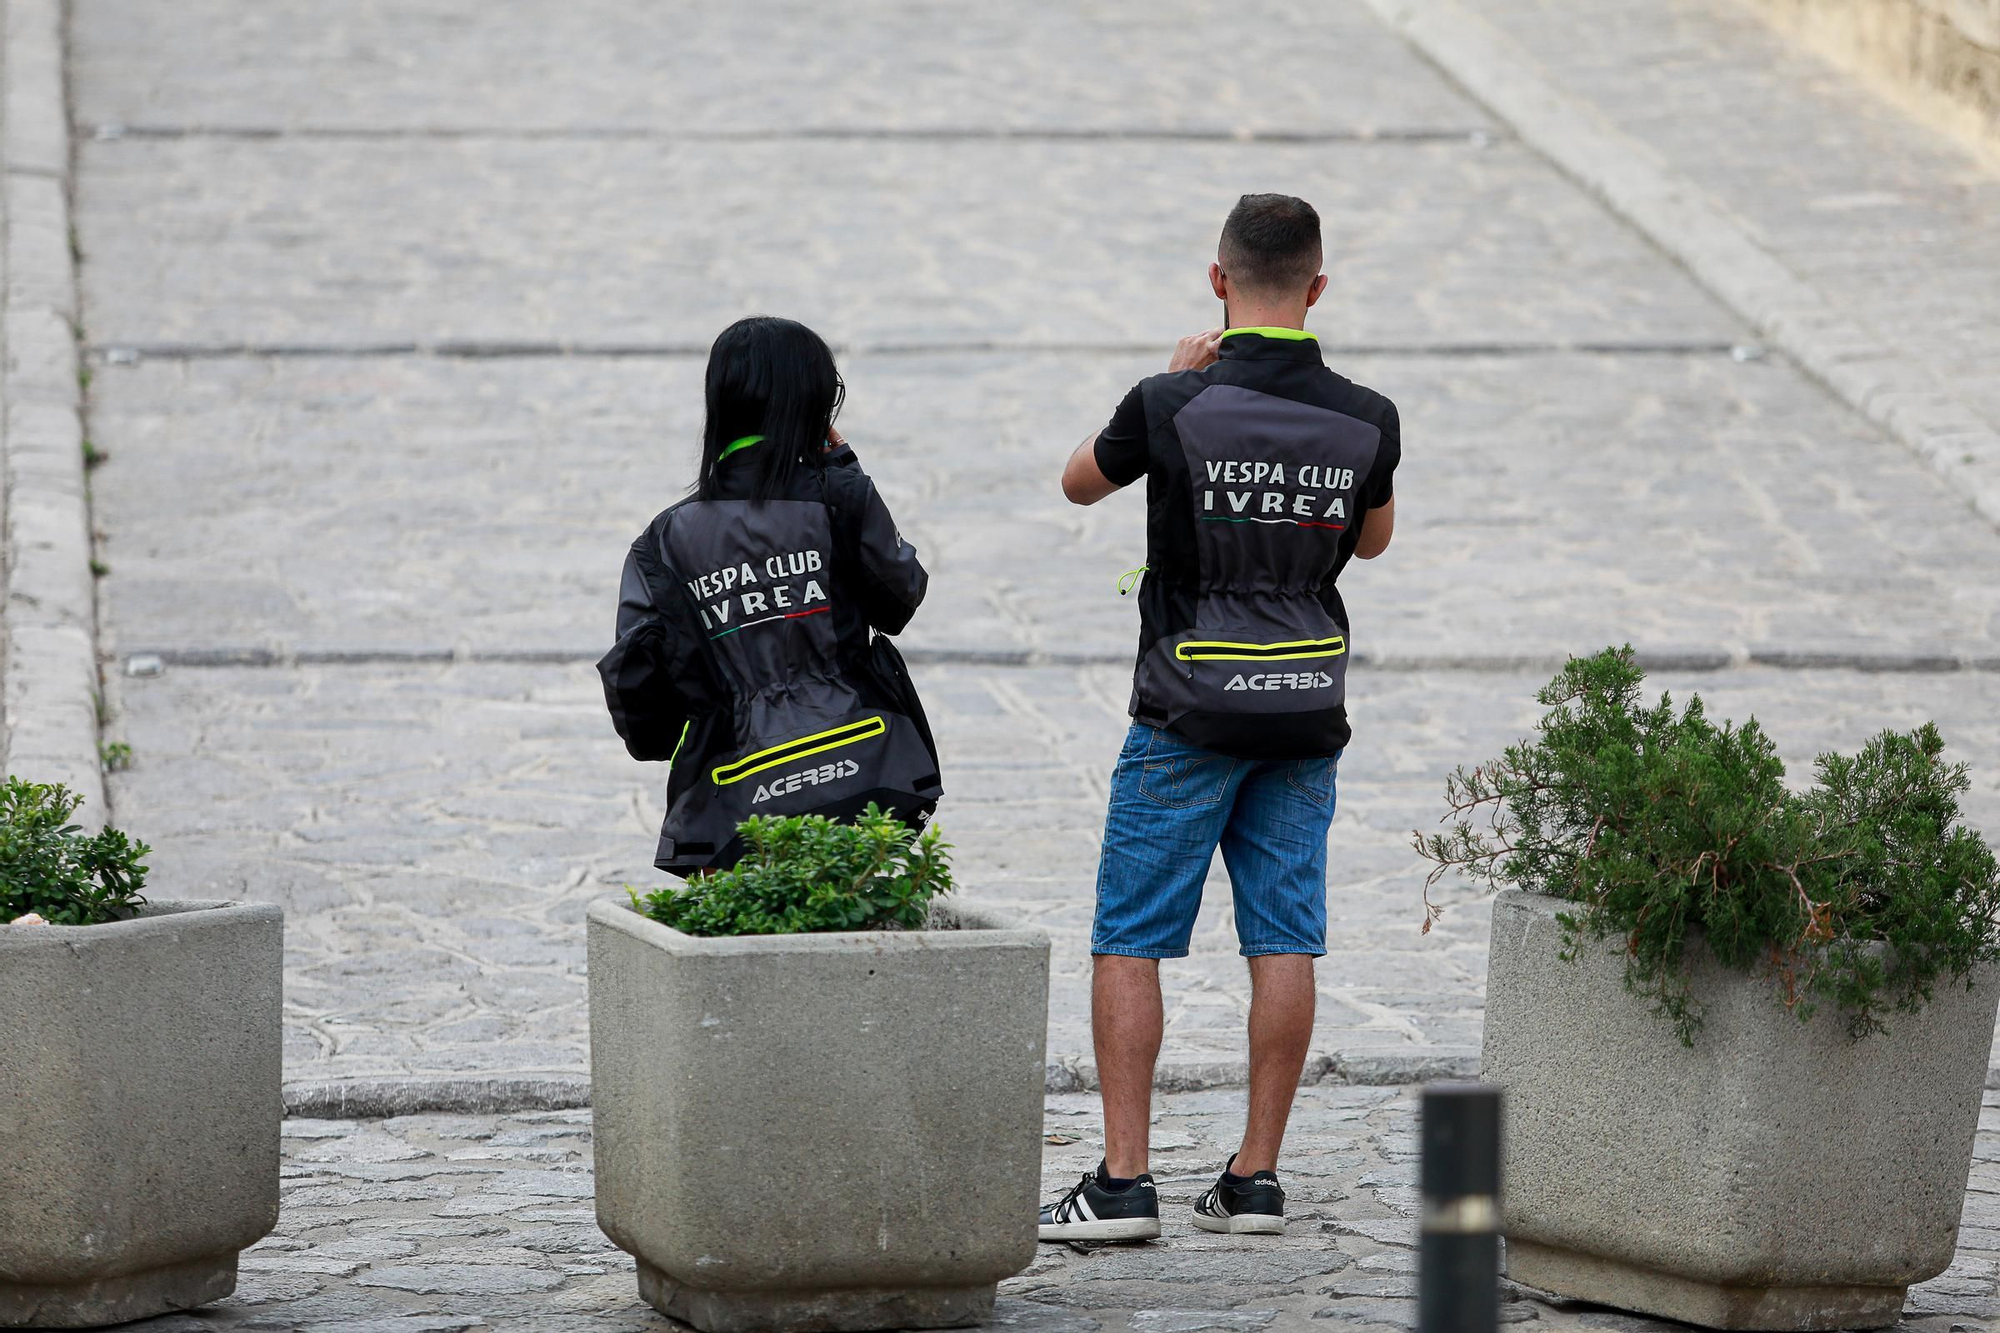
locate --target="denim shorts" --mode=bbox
[1092,723,1339,959]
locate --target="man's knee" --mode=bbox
[1247,952,1316,972]
[1246,953,1318,998]
[1093,953,1164,991]
[1095,953,1163,969]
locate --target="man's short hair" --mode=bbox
[1218,193,1322,294]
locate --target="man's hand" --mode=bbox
[1168,328,1224,373]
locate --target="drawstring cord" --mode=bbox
[1116,565,1148,597]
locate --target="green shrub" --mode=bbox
[632,803,952,937]
[0,777,151,925]
[1416,647,2000,1044]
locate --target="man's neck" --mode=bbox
[1224,303,1308,332]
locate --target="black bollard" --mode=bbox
[1418,1082,1502,1333]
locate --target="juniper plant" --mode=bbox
[1416,647,2000,1044]
[632,803,951,937]
[0,777,150,925]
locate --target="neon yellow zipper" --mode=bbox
[1175,635,1347,663]
[712,716,887,787]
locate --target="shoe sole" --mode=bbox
[1191,1211,1286,1235]
[1038,1217,1162,1242]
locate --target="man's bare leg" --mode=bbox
[1234,953,1316,1173]
[1094,954,1164,1179]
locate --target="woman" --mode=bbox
[598,316,939,875]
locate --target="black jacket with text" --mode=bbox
[597,443,938,875]
[1093,329,1401,759]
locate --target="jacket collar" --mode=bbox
[1217,326,1322,363]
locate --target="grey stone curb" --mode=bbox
[1358,0,2000,531]
[87,334,1748,362]
[122,644,2000,675]
[280,1049,1490,1120]
[1041,1048,1482,1095]
[283,1075,595,1120]
[2,0,103,826]
[282,1050,2000,1118]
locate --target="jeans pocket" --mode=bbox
[1138,731,1235,808]
[1285,754,1338,805]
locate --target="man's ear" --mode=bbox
[1209,261,1228,302]
[1305,274,1329,308]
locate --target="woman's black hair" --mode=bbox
[694,316,845,503]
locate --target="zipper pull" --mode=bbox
[1116,565,1149,597]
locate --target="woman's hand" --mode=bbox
[825,425,846,452]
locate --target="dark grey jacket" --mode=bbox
[1093,331,1400,758]
[598,444,938,874]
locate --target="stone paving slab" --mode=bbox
[75,134,1736,351]
[68,0,1493,137]
[1359,0,2000,535]
[1409,0,2000,439]
[84,348,2000,666]
[101,1090,2000,1331]
[104,660,2000,1087]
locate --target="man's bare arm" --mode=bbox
[1062,329,1224,507]
[1352,496,1395,559]
[1062,433,1123,506]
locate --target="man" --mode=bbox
[1038,194,1398,1241]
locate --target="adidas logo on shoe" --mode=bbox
[1192,1155,1286,1236]
[1037,1164,1162,1243]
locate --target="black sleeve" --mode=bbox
[597,531,692,761]
[615,543,657,639]
[831,468,928,635]
[1364,402,1400,509]
[1091,383,1150,487]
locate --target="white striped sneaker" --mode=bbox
[1191,1156,1287,1235]
[1037,1165,1162,1242]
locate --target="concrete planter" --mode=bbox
[0,899,284,1328]
[1484,888,1998,1330]
[586,897,1050,1333]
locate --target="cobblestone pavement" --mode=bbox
[1413,0,2000,438]
[69,0,1486,137]
[109,1090,2000,1332]
[64,0,2000,1092]
[109,658,2000,1085]
[76,137,1731,354]
[85,350,2000,666]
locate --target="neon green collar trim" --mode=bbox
[718,434,765,461]
[1220,326,1317,342]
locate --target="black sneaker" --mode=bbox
[1192,1155,1286,1235]
[1037,1163,1161,1242]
